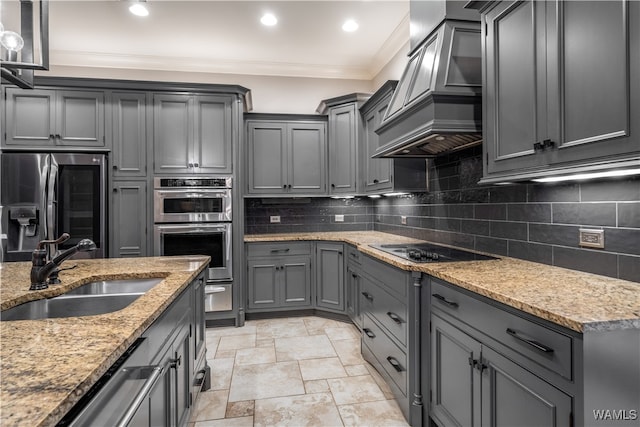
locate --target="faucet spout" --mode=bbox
[30,236,97,290]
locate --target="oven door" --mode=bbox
[154,189,232,223]
[154,223,232,281]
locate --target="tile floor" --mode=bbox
[189,316,410,427]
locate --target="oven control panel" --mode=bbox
[155,177,232,188]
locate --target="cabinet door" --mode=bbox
[431,314,482,427]
[153,94,192,174]
[149,346,172,427]
[281,255,312,306]
[173,322,192,427]
[287,122,327,194]
[193,274,206,362]
[346,265,362,328]
[247,121,288,194]
[552,0,637,164]
[316,243,345,311]
[110,181,147,258]
[112,92,147,177]
[247,258,280,309]
[194,95,233,174]
[481,346,573,427]
[4,88,55,146]
[484,0,548,174]
[57,90,105,147]
[363,97,394,193]
[328,104,358,194]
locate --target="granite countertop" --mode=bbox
[245,231,640,333]
[0,256,209,427]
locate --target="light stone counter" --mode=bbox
[245,231,640,333]
[0,256,209,427]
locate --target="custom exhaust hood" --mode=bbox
[374,2,482,158]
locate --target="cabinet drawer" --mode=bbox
[431,279,573,380]
[246,242,311,258]
[361,253,408,298]
[362,315,407,396]
[361,276,407,347]
[346,245,362,265]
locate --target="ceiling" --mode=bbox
[38,0,410,80]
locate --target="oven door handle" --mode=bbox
[156,225,229,234]
[156,189,229,196]
[205,286,227,294]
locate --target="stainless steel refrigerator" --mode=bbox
[0,152,107,262]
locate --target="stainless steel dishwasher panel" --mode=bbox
[205,283,232,312]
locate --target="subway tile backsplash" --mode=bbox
[245,147,640,283]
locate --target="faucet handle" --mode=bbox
[36,233,71,250]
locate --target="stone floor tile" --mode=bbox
[228,361,305,402]
[338,399,409,427]
[235,346,277,366]
[298,357,348,380]
[206,325,257,338]
[214,349,236,359]
[256,318,309,339]
[190,389,228,422]
[205,335,220,356]
[303,317,349,335]
[331,339,365,365]
[226,400,255,418]
[324,326,361,341]
[365,362,395,399]
[256,338,275,348]
[209,358,234,390]
[327,375,385,405]
[344,364,370,376]
[275,335,337,361]
[194,416,254,427]
[304,379,330,393]
[254,392,344,427]
[217,334,256,351]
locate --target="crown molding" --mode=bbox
[368,11,410,78]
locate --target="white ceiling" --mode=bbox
[41,0,410,80]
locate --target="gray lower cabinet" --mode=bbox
[3,87,105,148]
[153,93,233,174]
[110,180,148,258]
[111,92,147,178]
[247,247,312,310]
[345,245,363,328]
[246,119,327,195]
[478,0,640,182]
[315,242,345,311]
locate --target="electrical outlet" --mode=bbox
[335,214,344,222]
[401,215,407,225]
[270,215,281,223]
[579,228,604,249]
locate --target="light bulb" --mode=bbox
[261,13,277,26]
[342,19,359,32]
[129,3,149,17]
[0,31,24,52]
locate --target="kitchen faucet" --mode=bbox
[30,233,97,290]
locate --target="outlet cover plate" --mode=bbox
[579,228,604,249]
[270,215,281,223]
[401,216,407,225]
[335,214,344,222]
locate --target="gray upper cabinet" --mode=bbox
[328,104,358,194]
[154,93,233,174]
[4,87,105,148]
[480,0,640,182]
[246,119,326,195]
[112,92,147,177]
[315,242,345,312]
[361,83,395,193]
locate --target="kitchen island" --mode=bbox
[0,255,209,427]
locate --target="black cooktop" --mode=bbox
[370,243,498,263]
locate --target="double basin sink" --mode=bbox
[1,278,164,321]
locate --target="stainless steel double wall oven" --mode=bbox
[153,177,232,312]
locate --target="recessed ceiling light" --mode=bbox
[261,13,277,26]
[342,19,359,32]
[129,2,149,17]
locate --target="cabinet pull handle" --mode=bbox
[349,252,358,258]
[542,139,555,149]
[363,328,376,339]
[433,293,459,308]
[331,183,335,188]
[55,134,61,140]
[270,248,290,253]
[506,328,554,353]
[351,273,358,278]
[194,162,199,167]
[387,312,403,324]
[361,291,373,301]
[373,179,379,184]
[533,142,544,151]
[49,134,55,140]
[386,356,404,372]
[170,354,182,369]
[112,165,118,170]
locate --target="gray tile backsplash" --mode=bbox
[245,148,640,283]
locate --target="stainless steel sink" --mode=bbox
[64,278,164,296]
[1,294,143,321]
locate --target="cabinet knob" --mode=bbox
[361,291,373,301]
[113,188,118,193]
[194,162,199,168]
[49,134,55,140]
[283,184,287,189]
[373,179,379,184]
[112,165,118,170]
[288,184,292,189]
[188,163,194,168]
[55,134,61,139]
[331,184,335,188]
[542,139,555,149]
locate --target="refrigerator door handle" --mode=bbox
[46,156,58,257]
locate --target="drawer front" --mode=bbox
[346,245,362,265]
[362,314,407,395]
[361,253,408,298]
[361,276,407,347]
[431,279,573,380]
[246,242,311,258]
